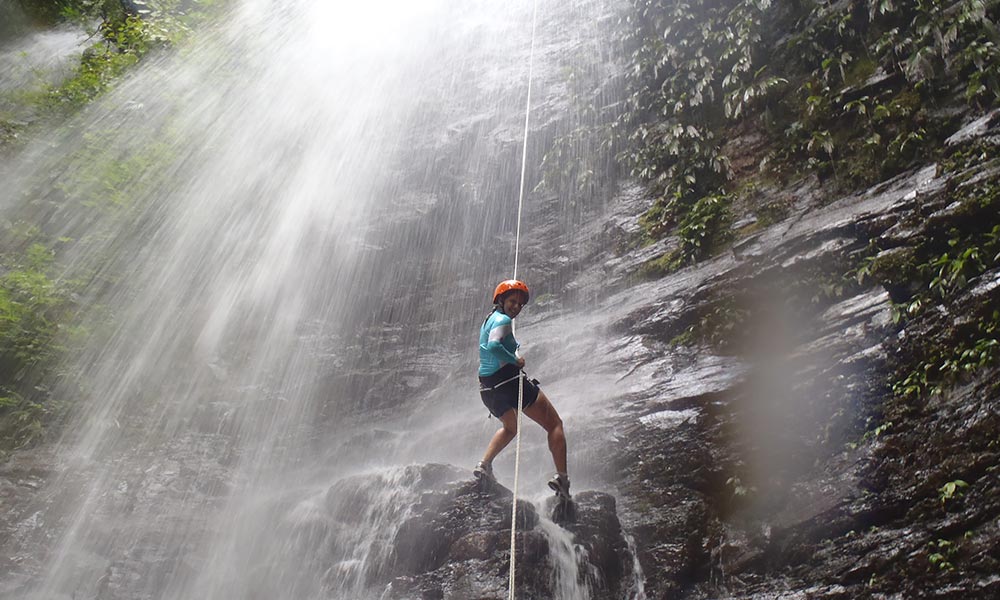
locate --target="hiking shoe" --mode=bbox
[473,461,494,481]
[547,473,571,499]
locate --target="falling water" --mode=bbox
[536,513,592,599]
[0,25,87,96]
[0,0,634,598]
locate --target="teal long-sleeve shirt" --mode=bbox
[479,310,519,376]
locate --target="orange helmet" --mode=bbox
[492,279,530,304]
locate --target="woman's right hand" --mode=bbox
[516,356,525,369]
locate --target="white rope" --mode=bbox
[508,1,538,598]
[507,375,525,600]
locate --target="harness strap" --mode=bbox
[479,371,524,392]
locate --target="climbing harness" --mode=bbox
[478,371,538,394]
[507,1,538,598]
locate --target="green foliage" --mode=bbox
[670,296,750,352]
[856,246,922,315]
[754,199,791,227]
[56,1,130,23]
[0,118,19,147]
[942,140,993,174]
[620,0,776,244]
[962,36,1000,105]
[770,1,998,185]
[886,178,1000,398]
[537,121,617,202]
[0,390,48,455]
[0,2,225,456]
[638,193,733,274]
[668,324,694,347]
[918,193,1000,304]
[2,1,225,140]
[12,0,100,24]
[871,0,991,85]
[1,244,64,367]
[893,311,1000,398]
[835,88,928,183]
[46,13,157,110]
[619,0,1000,255]
[617,0,998,269]
[927,538,958,571]
[861,419,893,442]
[0,115,182,456]
[678,193,731,263]
[57,128,175,209]
[616,0,1000,242]
[0,241,81,454]
[939,479,969,506]
[927,243,986,299]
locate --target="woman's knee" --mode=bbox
[550,416,565,440]
[543,404,562,428]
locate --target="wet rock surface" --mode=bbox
[0,458,635,600]
[527,115,1000,598]
[0,431,236,600]
[382,469,635,600]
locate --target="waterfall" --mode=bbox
[0,0,630,598]
[0,25,87,96]
[537,513,592,599]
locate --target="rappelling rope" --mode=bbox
[508,0,538,598]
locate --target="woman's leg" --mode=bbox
[481,408,519,465]
[523,391,567,475]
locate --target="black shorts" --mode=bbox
[479,363,540,418]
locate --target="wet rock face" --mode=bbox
[524,107,1000,598]
[383,471,635,600]
[383,477,544,600]
[104,462,637,600]
[558,491,635,597]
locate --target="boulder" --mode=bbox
[383,471,637,600]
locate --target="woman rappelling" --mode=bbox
[474,279,570,500]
